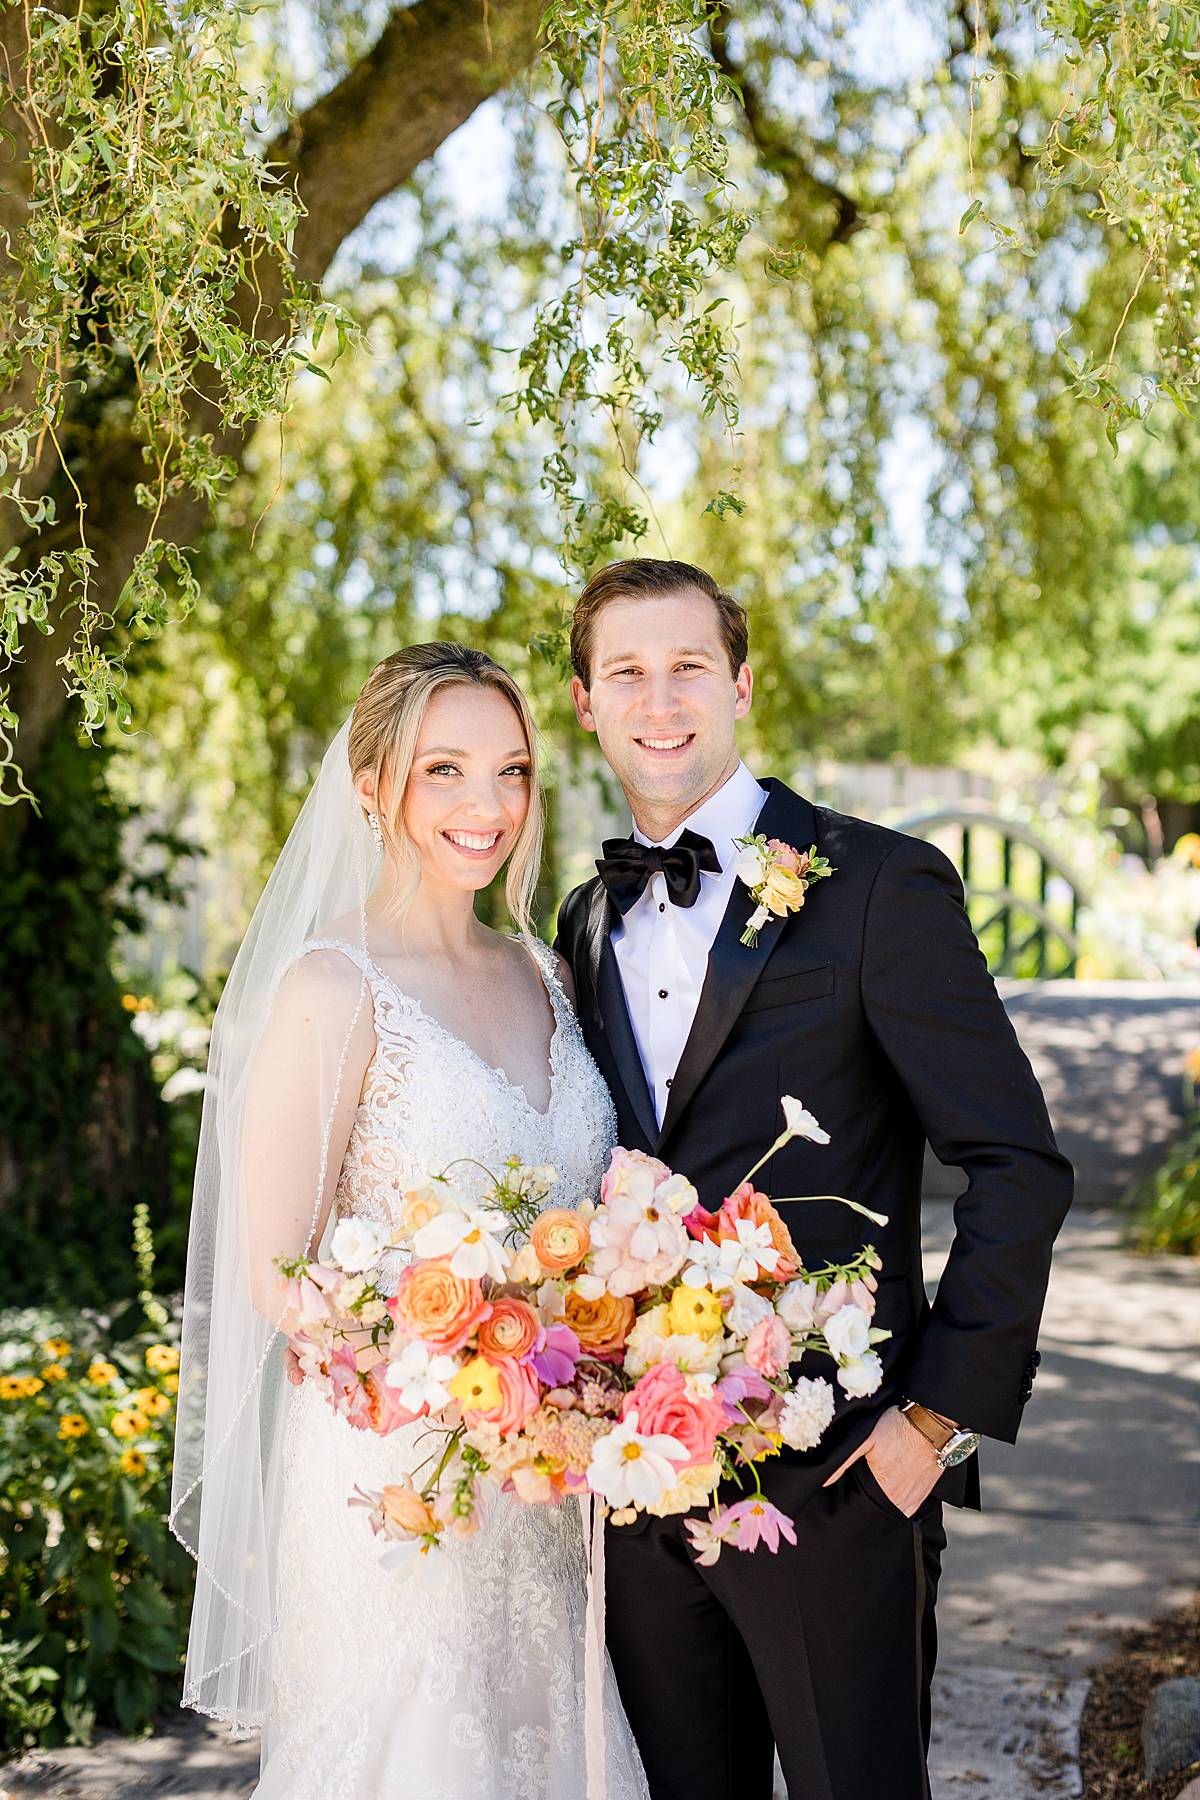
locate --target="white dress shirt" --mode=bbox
[611,760,768,1126]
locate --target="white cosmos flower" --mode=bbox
[780,1096,831,1146]
[585,1410,690,1510]
[836,1352,884,1398]
[329,1215,389,1274]
[823,1303,871,1361]
[412,1206,511,1281]
[384,1339,459,1412]
[656,1173,699,1215]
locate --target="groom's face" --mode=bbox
[570,588,752,827]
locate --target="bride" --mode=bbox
[171,642,649,1799]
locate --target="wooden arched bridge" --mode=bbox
[891,804,1085,979]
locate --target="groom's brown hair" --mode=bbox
[570,558,749,685]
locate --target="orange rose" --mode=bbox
[559,1288,635,1356]
[530,1208,591,1272]
[379,1480,439,1539]
[392,1258,492,1352]
[718,1183,801,1280]
[478,1297,540,1362]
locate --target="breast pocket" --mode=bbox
[740,963,836,1015]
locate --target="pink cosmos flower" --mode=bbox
[716,1367,773,1420]
[530,1323,581,1387]
[327,1342,374,1431]
[720,1496,798,1554]
[588,1192,688,1297]
[620,1363,726,1469]
[744,1314,792,1379]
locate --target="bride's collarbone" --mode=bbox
[373,940,558,1086]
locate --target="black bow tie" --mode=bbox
[595,828,722,915]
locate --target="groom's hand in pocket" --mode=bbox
[822,1405,942,1517]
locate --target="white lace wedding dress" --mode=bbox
[254,934,649,1800]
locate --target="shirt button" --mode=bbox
[658,988,669,999]
[665,1077,673,1088]
[658,903,665,913]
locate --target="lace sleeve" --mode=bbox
[242,946,376,1319]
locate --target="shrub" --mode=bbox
[1126,1046,1200,1258]
[0,1298,193,1749]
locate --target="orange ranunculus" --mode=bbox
[718,1183,801,1280]
[478,1297,540,1363]
[392,1258,492,1353]
[379,1480,439,1539]
[559,1289,635,1356]
[530,1208,591,1272]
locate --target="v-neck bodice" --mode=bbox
[298,933,617,1287]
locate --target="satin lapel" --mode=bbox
[657,780,817,1149]
[581,880,660,1150]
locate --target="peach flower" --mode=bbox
[530,1208,591,1272]
[365,1365,425,1436]
[478,1296,541,1363]
[559,1288,636,1356]
[378,1479,439,1539]
[391,1257,492,1352]
[744,1314,792,1379]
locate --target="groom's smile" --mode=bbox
[570,585,753,841]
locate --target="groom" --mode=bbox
[555,558,1073,1800]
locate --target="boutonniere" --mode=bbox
[732,835,835,948]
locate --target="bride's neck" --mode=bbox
[365,865,488,960]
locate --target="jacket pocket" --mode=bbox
[740,963,836,1014]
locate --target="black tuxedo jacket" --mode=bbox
[556,777,1074,1516]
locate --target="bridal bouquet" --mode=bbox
[275,1098,890,1564]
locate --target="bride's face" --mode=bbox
[398,684,533,893]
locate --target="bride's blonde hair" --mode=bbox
[348,642,544,934]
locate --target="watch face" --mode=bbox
[941,1432,982,1468]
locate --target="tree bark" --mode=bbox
[0,0,545,833]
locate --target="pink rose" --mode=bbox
[620,1363,726,1469]
[744,1314,792,1379]
[766,838,801,874]
[365,1365,424,1436]
[467,1354,541,1436]
[600,1147,672,1208]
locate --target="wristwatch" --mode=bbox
[899,1399,982,1470]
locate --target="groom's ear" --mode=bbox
[570,675,597,733]
[734,661,753,720]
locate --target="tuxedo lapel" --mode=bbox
[581,880,660,1149]
[657,779,816,1149]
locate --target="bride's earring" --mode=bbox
[367,810,384,850]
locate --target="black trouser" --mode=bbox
[604,1465,948,1800]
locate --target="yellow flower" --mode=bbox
[42,1364,69,1383]
[1173,832,1200,869]
[760,865,806,916]
[111,1408,150,1439]
[87,1361,118,1387]
[58,1413,89,1439]
[0,1376,25,1401]
[162,1372,178,1395]
[1185,1044,1200,1086]
[447,1356,503,1414]
[20,1376,45,1398]
[145,1344,179,1374]
[134,1386,171,1417]
[119,1448,147,1476]
[42,1337,71,1359]
[666,1285,724,1340]
[121,993,141,1012]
